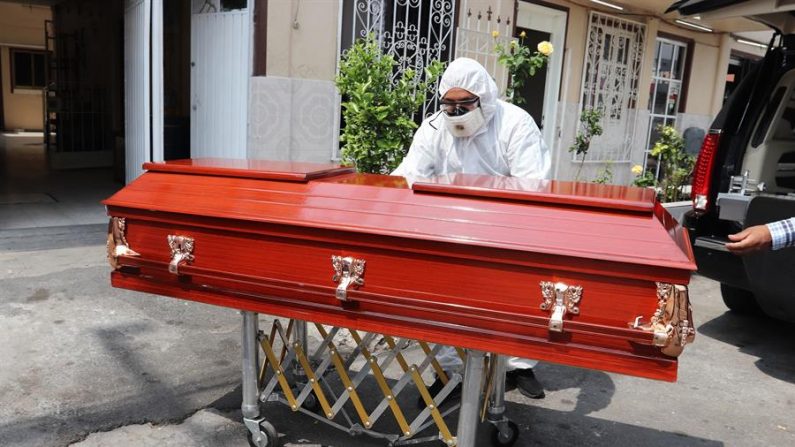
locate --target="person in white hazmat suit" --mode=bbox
[392,57,550,402]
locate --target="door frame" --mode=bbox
[123,0,164,183]
[515,1,568,158]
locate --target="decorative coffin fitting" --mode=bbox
[104,159,697,382]
[106,217,139,269]
[331,256,366,301]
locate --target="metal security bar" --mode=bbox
[454,4,512,100]
[579,11,647,163]
[346,0,457,117]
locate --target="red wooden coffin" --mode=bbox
[104,158,697,382]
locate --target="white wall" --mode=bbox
[247,0,341,162]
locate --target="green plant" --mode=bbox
[632,170,656,188]
[568,108,604,181]
[649,125,696,202]
[495,32,552,104]
[593,163,613,184]
[335,34,444,174]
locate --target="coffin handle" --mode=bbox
[540,281,582,333]
[331,255,365,301]
[168,235,195,275]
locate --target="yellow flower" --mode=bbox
[631,165,643,176]
[537,41,554,56]
[519,31,527,39]
[510,40,517,48]
[492,30,499,38]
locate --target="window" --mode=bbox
[644,37,689,178]
[11,49,46,90]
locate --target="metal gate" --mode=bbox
[453,5,511,99]
[345,0,457,117]
[190,1,250,159]
[579,11,646,163]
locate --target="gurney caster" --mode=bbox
[244,417,279,447]
[489,419,519,447]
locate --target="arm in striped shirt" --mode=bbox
[766,217,795,250]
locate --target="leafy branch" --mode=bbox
[568,108,604,181]
[495,32,552,104]
[335,34,444,174]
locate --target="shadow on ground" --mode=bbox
[208,363,720,447]
[698,311,795,384]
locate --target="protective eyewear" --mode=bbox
[440,97,480,117]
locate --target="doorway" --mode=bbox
[515,1,567,151]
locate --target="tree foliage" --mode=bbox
[648,125,696,202]
[335,35,444,174]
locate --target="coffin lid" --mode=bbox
[105,160,696,272]
[142,158,355,182]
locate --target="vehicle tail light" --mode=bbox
[691,130,722,212]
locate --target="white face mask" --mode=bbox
[443,107,485,138]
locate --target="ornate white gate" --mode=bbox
[579,12,646,162]
[347,0,457,117]
[453,5,512,99]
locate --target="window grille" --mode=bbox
[453,3,512,99]
[342,0,457,118]
[578,12,646,163]
[644,38,688,178]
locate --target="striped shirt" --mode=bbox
[766,218,795,250]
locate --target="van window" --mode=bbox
[752,87,786,148]
[771,96,795,140]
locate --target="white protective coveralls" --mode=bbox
[392,57,551,373]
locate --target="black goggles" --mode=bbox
[440,97,480,117]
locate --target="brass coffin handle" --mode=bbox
[331,255,366,301]
[167,235,195,275]
[630,283,695,357]
[539,281,583,333]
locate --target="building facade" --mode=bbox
[0,0,770,185]
[0,2,51,132]
[252,0,768,184]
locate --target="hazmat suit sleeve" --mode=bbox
[391,119,438,179]
[506,114,552,180]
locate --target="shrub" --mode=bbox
[335,34,444,174]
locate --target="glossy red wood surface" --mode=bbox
[104,159,697,382]
[412,173,657,213]
[142,158,355,182]
[105,169,696,272]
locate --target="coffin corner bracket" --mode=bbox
[630,283,696,357]
[107,217,139,270]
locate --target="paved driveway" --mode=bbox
[1,224,793,446]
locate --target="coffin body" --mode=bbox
[104,159,697,382]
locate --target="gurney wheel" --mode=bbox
[490,420,519,447]
[302,390,321,413]
[247,420,279,447]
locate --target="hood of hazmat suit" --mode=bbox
[392,57,551,182]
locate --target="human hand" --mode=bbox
[725,225,773,255]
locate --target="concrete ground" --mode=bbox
[1,142,794,447]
